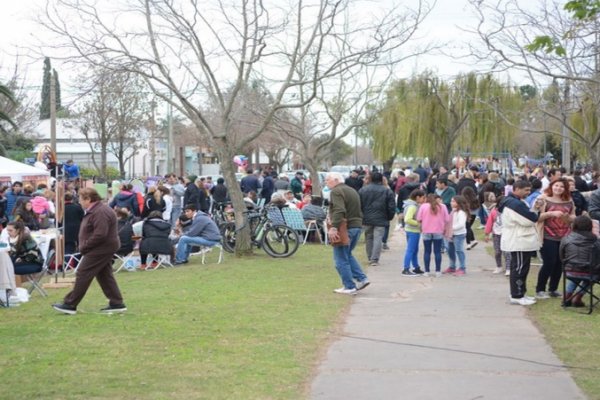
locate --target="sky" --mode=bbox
[0,0,525,111]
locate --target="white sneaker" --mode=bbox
[334,287,357,295]
[435,272,442,277]
[505,269,510,276]
[492,268,503,274]
[356,279,370,291]
[524,295,536,301]
[510,297,536,306]
[536,291,550,299]
[422,272,430,277]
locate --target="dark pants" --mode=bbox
[63,254,124,307]
[14,262,43,275]
[536,239,562,293]
[510,251,535,298]
[466,214,476,244]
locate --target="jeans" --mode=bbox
[170,205,182,227]
[447,234,466,270]
[403,231,421,269]
[175,235,220,262]
[382,225,390,244]
[364,225,385,263]
[422,233,443,272]
[332,227,367,290]
[478,206,488,226]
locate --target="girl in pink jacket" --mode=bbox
[416,194,449,277]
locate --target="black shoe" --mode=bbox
[100,304,127,313]
[402,269,416,276]
[52,303,77,315]
[412,268,424,275]
[174,259,188,265]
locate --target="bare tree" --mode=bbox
[77,69,149,180]
[466,0,600,169]
[40,0,432,254]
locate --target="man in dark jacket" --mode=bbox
[326,172,369,295]
[53,187,126,315]
[359,172,395,266]
[240,168,260,194]
[183,175,201,210]
[345,170,363,192]
[210,177,229,204]
[290,171,304,200]
[260,170,274,204]
[587,186,600,221]
[397,173,421,217]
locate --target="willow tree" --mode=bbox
[372,72,523,166]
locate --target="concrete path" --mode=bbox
[310,230,586,400]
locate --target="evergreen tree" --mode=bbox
[53,69,62,112]
[40,57,51,119]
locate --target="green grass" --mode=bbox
[482,237,600,400]
[0,245,351,400]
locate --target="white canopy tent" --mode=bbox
[0,156,50,183]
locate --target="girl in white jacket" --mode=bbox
[444,195,468,276]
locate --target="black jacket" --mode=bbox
[457,178,477,197]
[117,218,135,256]
[588,188,600,221]
[184,182,202,210]
[140,218,172,255]
[359,183,396,226]
[559,231,600,274]
[63,201,84,246]
[109,191,140,217]
[210,184,229,204]
[345,176,363,192]
[397,182,420,212]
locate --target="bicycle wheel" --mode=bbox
[261,224,300,258]
[221,222,236,253]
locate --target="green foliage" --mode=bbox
[372,72,523,165]
[564,0,600,19]
[80,166,121,180]
[0,245,350,400]
[525,36,566,56]
[40,58,63,119]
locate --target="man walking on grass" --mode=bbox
[326,172,369,295]
[53,188,126,315]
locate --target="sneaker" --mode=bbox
[382,243,390,250]
[548,291,562,298]
[524,295,536,301]
[492,268,503,274]
[401,269,416,276]
[173,259,188,266]
[454,269,466,276]
[435,272,442,277]
[422,272,430,277]
[536,291,550,299]
[505,269,510,276]
[510,297,536,306]
[443,267,456,274]
[100,304,127,313]
[356,279,370,291]
[52,303,77,315]
[369,261,379,267]
[333,287,357,295]
[467,241,478,250]
[412,268,424,275]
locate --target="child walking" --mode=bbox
[484,194,511,275]
[444,195,468,276]
[402,189,426,276]
[416,194,448,277]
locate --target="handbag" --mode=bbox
[327,218,350,247]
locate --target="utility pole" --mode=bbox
[149,100,156,176]
[50,74,56,154]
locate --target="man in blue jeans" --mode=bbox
[326,172,370,295]
[174,204,221,265]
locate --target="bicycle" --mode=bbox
[221,206,300,257]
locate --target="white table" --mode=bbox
[29,229,58,261]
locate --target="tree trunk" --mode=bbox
[217,142,254,256]
[304,162,321,198]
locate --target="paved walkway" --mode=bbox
[310,230,586,399]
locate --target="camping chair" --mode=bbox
[62,252,83,275]
[201,243,224,265]
[14,249,55,297]
[113,252,136,273]
[562,268,600,315]
[303,219,326,244]
[281,208,312,244]
[145,253,174,270]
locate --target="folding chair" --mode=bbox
[63,253,83,275]
[113,252,136,273]
[200,244,224,265]
[562,269,600,315]
[15,249,55,297]
[145,253,174,270]
[281,208,311,244]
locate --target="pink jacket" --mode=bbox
[416,202,449,234]
[31,196,50,215]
